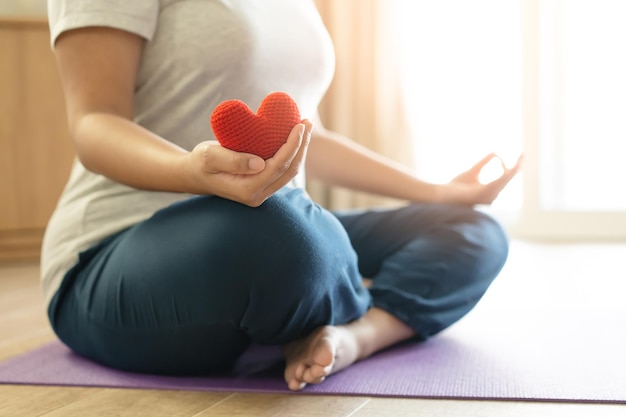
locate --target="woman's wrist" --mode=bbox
[431,183,449,204]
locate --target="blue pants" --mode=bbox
[48,187,509,375]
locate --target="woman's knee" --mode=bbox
[233,189,370,342]
[408,205,509,287]
[250,189,361,292]
[437,208,509,295]
[168,189,359,301]
[403,204,509,273]
[466,209,510,272]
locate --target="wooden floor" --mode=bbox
[1,241,626,417]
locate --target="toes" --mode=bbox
[288,379,307,391]
[284,362,308,391]
[294,363,307,381]
[283,326,342,390]
[302,363,331,384]
[303,372,326,385]
[286,361,331,389]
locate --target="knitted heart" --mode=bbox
[210,92,301,160]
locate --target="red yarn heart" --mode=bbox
[210,92,301,160]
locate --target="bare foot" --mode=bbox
[283,308,415,391]
[283,326,359,391]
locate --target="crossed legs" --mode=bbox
[48,191,508,388]
[282,202,509,390]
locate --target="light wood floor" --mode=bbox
[1,241,625,417]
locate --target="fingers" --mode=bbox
[471,152,524,179]
[494,153,524,184]
[259,120,313,196]
[263,122,307,179]
[470,153,498,176]
[483,154,523,202]
[453,153,499,183]
[190,120,313,206]
[195,119,313,178]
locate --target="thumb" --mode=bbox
[196,141,266,174]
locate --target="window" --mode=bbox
[394,0,626,239]
[539,0,626,212]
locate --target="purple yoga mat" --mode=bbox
[1,305,625,403]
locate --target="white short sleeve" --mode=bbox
[48,0,159,47]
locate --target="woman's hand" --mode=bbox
[441,153,523,206]
[184,120,313,207]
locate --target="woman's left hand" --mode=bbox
[442,153,523,206]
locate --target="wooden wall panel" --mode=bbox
[0,18,74,261]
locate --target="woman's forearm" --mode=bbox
[306,127,444,203]
[70,112,313,205]
[72,112,191,192]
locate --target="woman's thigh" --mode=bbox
[49,188,371,375]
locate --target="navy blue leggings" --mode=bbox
[48,187,509,375]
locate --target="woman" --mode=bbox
[43,0,521,391]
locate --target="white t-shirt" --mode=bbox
[42,0,336,306]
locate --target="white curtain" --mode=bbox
[310,0,413,210]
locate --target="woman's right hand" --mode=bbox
[184,120,313,207]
